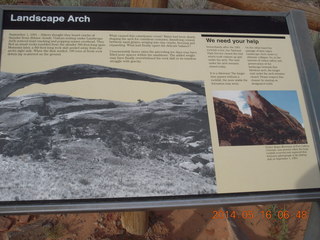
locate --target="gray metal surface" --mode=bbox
[304,201,320,240]
[1,191,320,215]
[286,10,320,166]
[0,4,288,17]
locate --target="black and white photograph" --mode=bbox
[0,64,216,201]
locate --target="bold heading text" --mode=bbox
[10,14,91,24]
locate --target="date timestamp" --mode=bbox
[212,209,309,220]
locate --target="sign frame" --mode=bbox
[0,5,319,214]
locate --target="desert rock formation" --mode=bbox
[214,91,307,146]
[0,92,215,200]
[0,64,205,101]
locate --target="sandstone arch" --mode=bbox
[0,64,205,101]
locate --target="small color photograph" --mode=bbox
[212,90,307,146]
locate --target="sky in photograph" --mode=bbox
[212,90,252,115]
[11,78,187,103]
[258,90,303,125]
[212,90,304,125]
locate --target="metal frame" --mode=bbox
[287,10,320,165]
[0,6,319,214]
[304,201,320,240]
[0,190,319,215]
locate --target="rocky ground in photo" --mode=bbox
[0,92,215,200]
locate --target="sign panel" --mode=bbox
[0,7,319,211]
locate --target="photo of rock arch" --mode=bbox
[0,64,216,201]
[213,90,307,146]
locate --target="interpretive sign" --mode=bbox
[0,6,319,213]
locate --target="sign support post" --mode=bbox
[121,211,149,235]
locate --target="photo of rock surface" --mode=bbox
[213,90,307,146]
[0,64,216,201]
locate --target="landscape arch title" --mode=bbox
[9,13,90,24]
